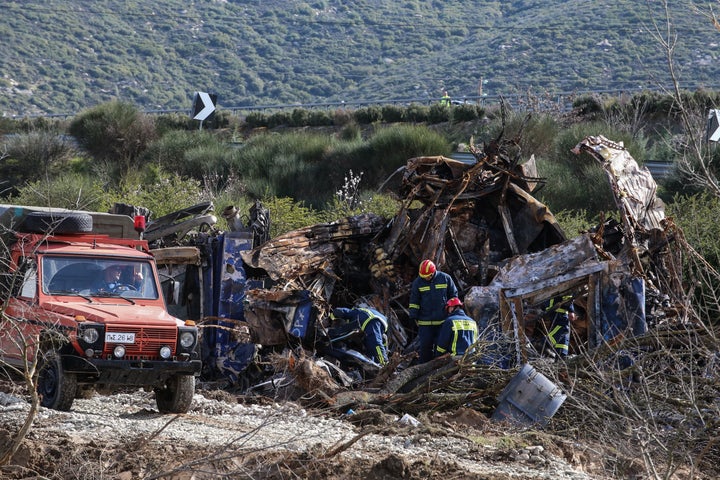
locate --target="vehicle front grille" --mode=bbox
[104,325,177,360]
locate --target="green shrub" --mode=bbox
[344,124,451,188]
[668,193,720,272]
[181,143,238,181]
[235,132,338,205]
[267,111,292,128]
[667,193,720,319]
[535,121,649,217]
[321,190,399,222]
[115,167,205,218]
[572,95,604,119]
[141,129,219,174]
[381,105,405,123]
[1,132,76,193]
[307,110,333,126]
[154,113,194,135]
[69,101,157,177]
[353,106,382,124]
[427,103,450,124]
[262,196,323,237]
[480,112,561,160]
[452,104,480,123]
[404,103,430,123]
[551,209,596,239]
[535,155,615,216]
[244,111,269,129]
[338,122,361,141]
[5,173,109,211]
[290,108,310,127]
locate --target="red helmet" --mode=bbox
[419,259,436,280]
[446,297,463,311]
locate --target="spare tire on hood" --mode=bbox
[20,212,93,234]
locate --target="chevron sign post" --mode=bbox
[708,109,720,142]
[191,92,217,128]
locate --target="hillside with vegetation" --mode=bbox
[2,0,719,116]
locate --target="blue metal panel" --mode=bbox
[217,231,253,320]
[288,290,313,338]
[206,231,256,382]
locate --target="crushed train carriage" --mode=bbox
[147,132,688,391]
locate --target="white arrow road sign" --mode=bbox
[708,109,720,142]
[192,92,216,121]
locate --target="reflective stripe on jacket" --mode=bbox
[409,271,458,325]
[331,307,388,365]
[435,308,478,356]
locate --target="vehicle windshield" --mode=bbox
[42,256,159,300]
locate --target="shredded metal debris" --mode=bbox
[147,132,693,422]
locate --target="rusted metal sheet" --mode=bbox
[489,235,600,292]
[241,213,386,282]
[572,136,665,232]
[374,154,566,294]
[243,289,316,345]
[464,235,606,361]
[152,246,202,265]
[192,130,689,386]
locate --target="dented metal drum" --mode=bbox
[491,363,566,427]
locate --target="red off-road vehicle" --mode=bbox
[0,207,201,413]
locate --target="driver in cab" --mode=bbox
[99,265,142,293]
[99,265,124,292]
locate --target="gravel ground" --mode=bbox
[0,386,608,479]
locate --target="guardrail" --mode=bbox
[450,153,674,180]
[10,88,689,120]
[12,85,719,120]
[644,161,673,180]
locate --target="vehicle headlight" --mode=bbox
[159,346,172,359]
[81,327,100,344]
[179,331,196,348]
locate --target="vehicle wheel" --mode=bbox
[37,350,77,411]
[154,375,195,413]
[21,212,93,234]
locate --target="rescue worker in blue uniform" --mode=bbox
[409,259,459,363]
[331,306,389,366]
[435,297,478,357]
[543,295,575,359]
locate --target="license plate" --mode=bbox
[105,332,135,344]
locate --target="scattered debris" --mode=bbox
[146,131,692,424]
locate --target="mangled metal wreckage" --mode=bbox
[154,134,686,390]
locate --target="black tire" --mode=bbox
[155,375,195,414]
[37,350,77,411]
[21,212,93,234]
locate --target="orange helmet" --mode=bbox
[446,297,463,311]
[419,259,436,280]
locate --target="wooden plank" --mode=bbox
[152,246,201,265]
[498,204,519,255]
[510,297,526,363]
[503,263,606,298]
[587,273,599,349]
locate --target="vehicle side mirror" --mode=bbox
[164,279,181,306]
